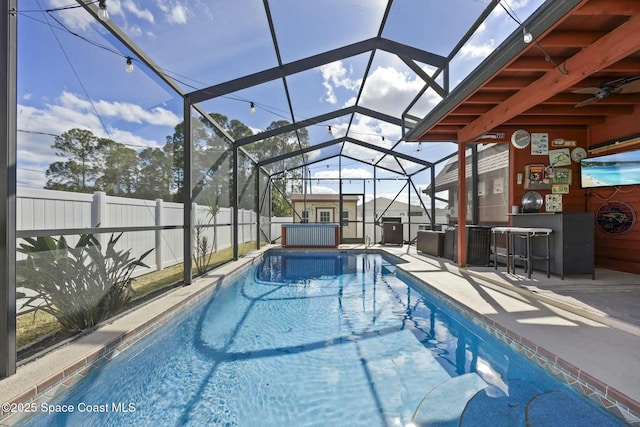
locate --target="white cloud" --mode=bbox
[17,102,164,153]
[459,39,496,60]
[309,184,337,194]
[355,66,429,117]
[320,61,361,104]
[157,1,189,24]
[58,91,181,126]
[15,91,180,187]
[313,167,372,180]
[123,0,154,23]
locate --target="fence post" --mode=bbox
[241,209,245,244]
[191,203,197,265]
[213,209,218,252]
[155,199,163,271]
[92,192,107,247]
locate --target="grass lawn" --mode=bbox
[17,242,265,350]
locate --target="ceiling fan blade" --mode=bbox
[571,87,600,95]
[618,78,640,94]
[574,97,600,108]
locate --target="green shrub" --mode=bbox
[193,196,219,275]
[17,233,152,332]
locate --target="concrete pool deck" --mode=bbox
[1,244,639,425]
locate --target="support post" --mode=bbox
[373,167,377,244]
[0,0,17,378]
[255,168,260,250]
[155,198,163,271]
[91,191,107,247]
[471,145,479,225]
[232,144,239,260]
[430,166,436,229]
[183,97,193,285]
[457,143,467,266]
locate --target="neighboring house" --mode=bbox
[361,197,424,220]
[362,196,448,225]
[423,144,509,225]
[290,194,360,239]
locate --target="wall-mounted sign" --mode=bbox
[551,138,577,147]
[596,201,636,235]
[549,148,571,167]
[511,129,531,149]
[571,147,587,163]
[524,164,552,190]
[545,194,563,212]
[552,184,569,194]
[531,133,549,155]
[552,168,572,185]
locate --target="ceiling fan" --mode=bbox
[572,76,640,107]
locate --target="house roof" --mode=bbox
[406,0,640,148]
[290,194,360,202]
[428,145,509,190]
[362,196,424,212]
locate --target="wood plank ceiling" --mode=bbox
[412,0,640,145]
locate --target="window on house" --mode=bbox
[319,211,331,223]
[301,210,309,223]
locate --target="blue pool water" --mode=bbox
[22,252,625,426]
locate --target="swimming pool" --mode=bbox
[20,251,625,426]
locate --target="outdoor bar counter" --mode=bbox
[512,212,595,279]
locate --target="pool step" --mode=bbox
[459,379,542,427]
[358,330,452,424]
[411,373,488,427]
[526,390,624,427]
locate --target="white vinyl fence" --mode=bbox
[16,188,263,313]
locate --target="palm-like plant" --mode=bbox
[17,233,152,332]
[193,196,219,275]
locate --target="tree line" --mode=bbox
[44,113,309,215]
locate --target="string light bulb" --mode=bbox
[522,28,533,44]
[125,57,134,73]
[250,102,256,114]
[328,126,332,135]
[98,0,108,20]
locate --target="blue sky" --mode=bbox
[16,0,544,202]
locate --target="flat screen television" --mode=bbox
[580,148,640,188]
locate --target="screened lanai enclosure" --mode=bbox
[0,0,548,376]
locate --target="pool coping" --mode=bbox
[1,246,638,425]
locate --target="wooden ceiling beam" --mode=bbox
[503,115,604,126]
[450,105,494,115]
[505,57,559,72]
[440,115,480,125]
[541,31,606,48]
[523,104,634,115]
[415,134,458,142]
[483,76,539,90]
[426,125,464,133]
[458,14,640,143]
[574,0,640,16]
[464,92,515,103]
[545,92,640,104]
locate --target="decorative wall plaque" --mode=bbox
[595,201,636,235]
